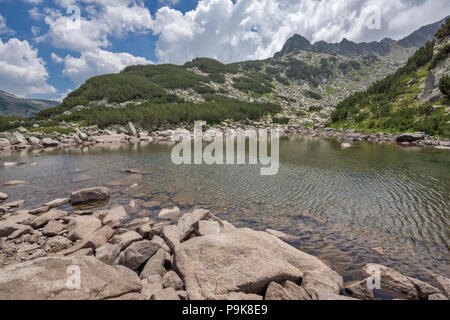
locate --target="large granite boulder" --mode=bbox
[0,256,141,300]
[174,228,343,300]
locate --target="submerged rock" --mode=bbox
[70,187,110,205]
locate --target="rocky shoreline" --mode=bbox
[0,186,449,300]
[1,122,449,156]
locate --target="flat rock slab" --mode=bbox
[174,228,342,300]
[0,256,141,300]
[3,180,25,186]
[31,209,67,229]
[45,198,70,208]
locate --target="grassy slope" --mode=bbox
[329,41,450,137]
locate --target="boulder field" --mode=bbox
[0,187,449,300]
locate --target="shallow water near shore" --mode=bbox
[1,136,449,288]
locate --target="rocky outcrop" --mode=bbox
[174,227,343,300]
[0,256,141,300]
[1,188,448,301]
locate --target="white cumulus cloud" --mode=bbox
[152,0,450,64]
[35,0,153,52]
[0,38,56,97]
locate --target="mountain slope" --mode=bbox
[329,18,450,137]
[0,90,60,117]
[275,16,448,58]
[19,17,448,132]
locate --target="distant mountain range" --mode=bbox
[274,16,448,58]
[0,90,59,117]
[2,16,448,133]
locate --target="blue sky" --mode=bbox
[0,0,448,101]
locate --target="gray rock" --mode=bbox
[265,281,311,300]
[177,209,211,241]
[45,198,70,208]
[110,231,142,249]
[84,226,114,249]
[42,220,65,236]
[0,256,142,300]
[67,215,102,241]
[301,269,344,299]
[29,206,50,215]
[265,229,300,242]
[396,133,425,143]
[28,136,40,145]
[158,207,181,221]
[0,192,8,202]
[45,236,73,253]
[0,200,25,213]
[428,293,448,300]
[428,272,450,298]
[162,225,180,251]
[102,206,129,228]
[70,187,110,205]
[141,275,163,300]
[118,240,160,270]
[95,243,121,265]
[26,249,46,261]
[68,248,93,258]
[126,122,137,136]
[316,293,358,300]
[140,249,166,279]
[0,221,30,237]
[6,131,26,145]
[30,209,67,229]
[209,292,263,300]
[41,138,59,147]
[150,287,180,300]
[162,270,184,290]
[3,180,26,186]
[150,235,170,251]
[7,225,33,240]
[363,263,441,299]
[197,220,221,236]
[174,227,342,300]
